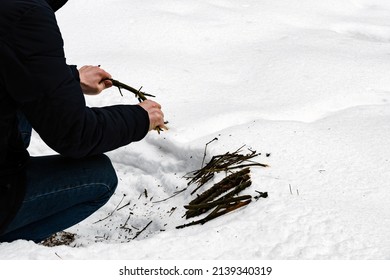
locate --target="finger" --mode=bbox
[96,82,107,93]
[99,70,112,80]
[152,108,164,119]
[139,100,161,110]
[153,102,162,109]
[147,100,161,109]
[95,65,111,77]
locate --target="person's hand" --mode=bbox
[138,100,167,132]
[79,65,113,95]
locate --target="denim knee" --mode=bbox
[96,154,118,198]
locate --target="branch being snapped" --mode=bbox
[108,78,166,134]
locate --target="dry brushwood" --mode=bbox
[108,78,166,133]
[176,197,252,229]
[185,145,268,195]
[176,169,255,229]
[177,144,270,229]
[188,167,251,205]
[184,195,251,218]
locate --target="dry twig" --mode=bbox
[93,194,126,224]
[177,144,270,229]
[184,168,252,219]
[109,78,166,133]
[176,198,252,229]
[132,221,153,240]
[185,145,267,195]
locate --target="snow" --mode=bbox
[1,0,390,262]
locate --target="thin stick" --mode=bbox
[184,195,252,210]
[117,201,131,211]
[132,221,152,240]
[109,78,164,133]
[109,79,155,101]
[177,199,251,229]
[152,188,187,204]
[93,194,126,224]
[120,212,133,230]
[201,137,218,168]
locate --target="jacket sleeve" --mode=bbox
[68,65,80,81]
[8,4,149,158]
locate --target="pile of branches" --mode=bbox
[177,145,268,229]
[186,145,268,195]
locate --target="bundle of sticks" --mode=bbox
[177,146,268,229]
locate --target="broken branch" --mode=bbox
[109,78,165,133]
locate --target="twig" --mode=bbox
[93,194,126,224]
[176,199,252,229]
[185,169,252,219]
[185,146,267,194]
[185,195,252,210]
[117,201,131,211]
[168,207,177,217]
[144,189,148,198]
[178,145,270,228]
[132,221,153,240]
[109,78,164,133]
[222,162,269,170]
[254,191,268,200]
[201,137,218,168]
[185,180,252,219]
[120,211,134,230]
[190,167,250,200]
[152,188,187,204]
[109,79,155,101]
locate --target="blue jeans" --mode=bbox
[0,114,118,243]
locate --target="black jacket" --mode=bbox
[0,0,149,234]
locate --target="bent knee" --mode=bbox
[95,154,118,195]
[81,154,118,200]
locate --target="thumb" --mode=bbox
[103,79,113,89]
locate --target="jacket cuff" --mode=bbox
[68,65,80,82]
[132,105,150,141]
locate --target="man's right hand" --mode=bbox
[79,65,113,95]
[138,100,167,132]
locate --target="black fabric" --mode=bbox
[45,0,68,12]
[0,0,149,234]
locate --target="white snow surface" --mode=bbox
[1,0,390,260]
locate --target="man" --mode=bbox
[0,0,166,242]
